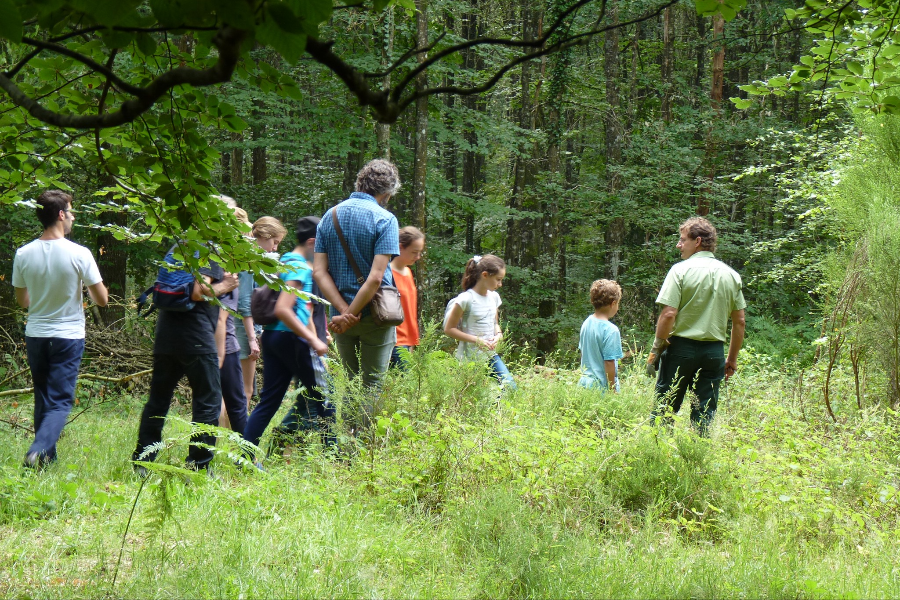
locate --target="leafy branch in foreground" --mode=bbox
[734,1,900,114]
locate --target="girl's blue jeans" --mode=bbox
[488,354,517,390]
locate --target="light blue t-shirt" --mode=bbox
[267,252,313,332]
[578,316,624,391]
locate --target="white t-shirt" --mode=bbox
[12,238,102,339]
[444,288,502,360]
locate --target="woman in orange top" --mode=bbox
[389,226,425,369]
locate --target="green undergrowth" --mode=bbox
[2,345,900,598]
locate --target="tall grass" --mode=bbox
[1,341,900,598]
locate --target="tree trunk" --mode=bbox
[461,1,485,255]
[604,6,625,280]
[699,12,725,217]
[694,11,707,91]
[710,13,725,112]
[627,25,640,130]
[376,8,395,159]
[506,1,540,269]
[251,100,266,185]
[221,150,231,186]
[251,145,266,185]
[537,44,571,356]
[0,217,21,339]
[231,132,243,186]
[343,150,364,196]
[411,0,429,324]
[661,7,674,124]
[411,0,428,232]
[95,186,127,329]
[790,27,803,122]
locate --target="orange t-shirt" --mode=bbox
[392,265,419,346]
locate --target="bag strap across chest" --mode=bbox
[331,207,366,285]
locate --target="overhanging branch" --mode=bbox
[391,0,611,99]
[398,0,679,110]
[363,31,447,79]
[304,37,398,122]
[305,0,677,124]
[21,36,146,97]
[0,26,246,130]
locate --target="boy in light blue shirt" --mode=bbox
[579,279,624,392]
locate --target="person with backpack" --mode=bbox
[235,217,287,406]
[132,245,239,473]
[313,159,401,433]
[243,216,330,466]
[13,190,108,468]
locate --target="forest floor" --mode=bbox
[1,342,899,599]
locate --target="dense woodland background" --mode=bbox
[9,3,900,596]
[0,0,839,367]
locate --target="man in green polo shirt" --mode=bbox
[646,217,746,435]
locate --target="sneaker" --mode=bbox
[23,451,55,469]
[23,452,41,469]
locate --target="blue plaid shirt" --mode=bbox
[316,192,400,317]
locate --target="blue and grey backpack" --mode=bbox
[137,249,197,316]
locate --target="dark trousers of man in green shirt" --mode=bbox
[653,336,725,436]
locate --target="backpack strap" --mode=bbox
[136,285,157,317]
[463,288,477,319]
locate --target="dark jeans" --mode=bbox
[389,345,413,371]
[25,336,85,462]
[278,345,333,438]
[244,330,327,450]
[652,336,725,435]
[133,352,221,469]
[220,351,247,435]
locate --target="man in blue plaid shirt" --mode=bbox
[314,159,401,432]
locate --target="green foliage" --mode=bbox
[734,118,852,332]
[742,313,818,366]
[0,0,828,365]
[738,0,900,115]
[695,0,746,21]
[4,336,900,597]
[816,114,900,406]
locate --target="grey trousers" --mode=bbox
[333,316,396,431]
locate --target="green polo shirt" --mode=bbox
[656,251,747,342]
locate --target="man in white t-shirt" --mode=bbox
[12,190,108,468]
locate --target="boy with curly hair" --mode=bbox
[578,279,624,392]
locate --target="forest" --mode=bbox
[4,0,900,597]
